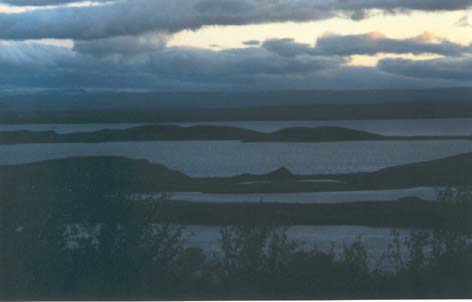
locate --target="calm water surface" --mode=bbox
[0,123,142,133]
[130,187,439,203]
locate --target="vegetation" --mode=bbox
[1,222,471,299]
[13,196,472,229]
[1,188,472,300]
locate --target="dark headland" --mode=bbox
[1,153,472,229]
[2,152,472,195]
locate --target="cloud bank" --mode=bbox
[1,31,470,91]
[1,0,471,91]
[1,0,472,40]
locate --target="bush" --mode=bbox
[2,188,472,299]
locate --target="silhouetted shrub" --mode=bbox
[2,189,472,299]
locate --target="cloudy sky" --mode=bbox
[1,0,472,92]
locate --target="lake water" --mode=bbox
[0,123,144,134]
[1,117,472,136]
[186,224,408,251]
[129,187,439,203]
[1,140,471,177]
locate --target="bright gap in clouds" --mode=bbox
[0,1,113,13]
[167,9,472,67]
[169,10,472,48]
[347,53,444,67]
[26,39,74,48]
[0,38,73,48]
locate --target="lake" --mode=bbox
[129,187,439,203]
[1,117,472,135]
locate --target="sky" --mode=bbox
[1,0,472,92]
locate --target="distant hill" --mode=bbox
[3,102,472,124]
[2,88,472,111]
[2,88,472,123]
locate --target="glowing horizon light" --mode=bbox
[169,10,472,51]
[347,53,445,67]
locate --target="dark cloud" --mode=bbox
[378,57,472,81]
[262,38,314,57]
[0,40,348,90]
[0,0,110,6]
[148,47,344,78]
[261,34,470,58]
[4,0,471,10]
[1,37,467,91]
[314,33,469,56]
[339,0,472,12]
[2,0,472,94]
[0,0,335,40]
[0,41,74,70]
[456,15,472,27]
[73,34,168,56]
[2,27,472,92]
[1,0,472,40]
[242,40,260,46]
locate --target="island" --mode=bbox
[0,125,471,144]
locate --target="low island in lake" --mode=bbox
[0,124,471,144]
